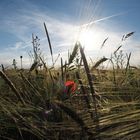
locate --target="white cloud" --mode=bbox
[0,3,140,68]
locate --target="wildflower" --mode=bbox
[64,80,77,95]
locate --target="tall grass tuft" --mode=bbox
[61,57,64,81]
[91,57,108,70]
[76,71,91,109]
[0,70,25,104]
[1,64,5,72]
[114,45,122,54]
[69,43,79,64]
[79,43,101,139]
[125,52,131,74]
[44,22,54,64]
[101,37,108,49]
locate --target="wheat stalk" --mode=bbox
[91,57,108,70]
[76,71,91,109]
[0,71,25,105]
[69,43,79,64]
[79,44,101,139]
[44,22,54,64]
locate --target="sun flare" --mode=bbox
[77,29,100,51]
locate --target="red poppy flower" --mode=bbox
[64,80,77,94]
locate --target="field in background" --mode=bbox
[0,24,140,140]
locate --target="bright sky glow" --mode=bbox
[0,0,140,68]
[78,30,95,50]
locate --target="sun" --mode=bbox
[77,29,98,51]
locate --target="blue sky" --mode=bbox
[0,0,140,67]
